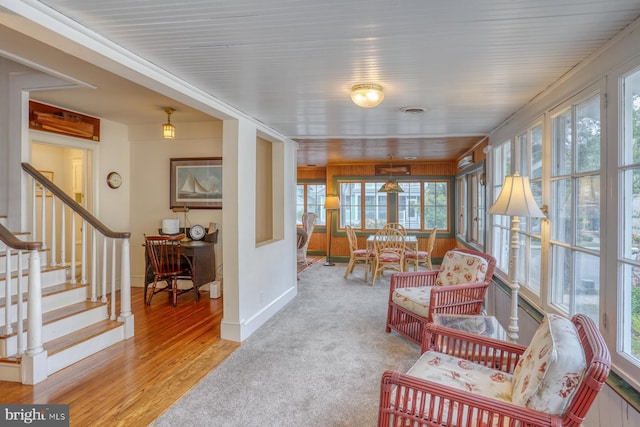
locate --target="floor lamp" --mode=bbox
[488,172,545,342]
[324,195,340,266]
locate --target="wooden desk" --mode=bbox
[144,240,216,298]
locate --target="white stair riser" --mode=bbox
[0,251,49,273]
[1,304,109,356]
[0,267,67,298]
[47,326,124,375]
[0,286,88,327]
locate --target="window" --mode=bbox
[619,67,640,366]
[397,181,450,231]
[515,124,544,295]
[296,183,326,226]
[338,179,450,231]
[339,181,387,230]
[549,94,601,323]
[490,142,512,273]
[456,176,467,239]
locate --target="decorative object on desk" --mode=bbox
[170,157,222,209]
[488,172,546,342]
[106,171,122,189]
[162,107,176,139]
[324,195,340,266]
[161,218,180,235]
[172,206,190,240]
[378,155,404,193]
[189,224,206,241]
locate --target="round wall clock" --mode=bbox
[189,224,206,241]
[106,171,122,189]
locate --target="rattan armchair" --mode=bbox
[386,248,496,345]
[378,314,611,427]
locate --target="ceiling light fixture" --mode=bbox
[351,83,384,108]
[378,155,404,193]
[163,107,176,139]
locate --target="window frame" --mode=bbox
[296,181,327,226]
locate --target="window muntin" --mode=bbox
[397,182,421,229]
[490,142,512,273]
[549,94,601,324]
[424,181,449,231]
[296,183,326,225]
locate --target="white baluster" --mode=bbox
[41,188,47,250]
[101,235,107,303]
[110,239,116,320]
[81,219,87,284]
[60,204,66,267]
[3,249,11,335]
[70,213,76,285]
[118,238,134,338]
[50,196,57,266]
[91,228,97,302]
[16,250,24,355]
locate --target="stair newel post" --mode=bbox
[118,238,134,338]
[22,248,48,385]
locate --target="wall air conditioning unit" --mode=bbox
[458,155,473,169]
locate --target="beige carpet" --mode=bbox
[152,262,419,427]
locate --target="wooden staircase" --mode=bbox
[0,219,126,383]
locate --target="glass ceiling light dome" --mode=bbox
[351,83,384,108]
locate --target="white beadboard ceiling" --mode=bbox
[3,0,640,166]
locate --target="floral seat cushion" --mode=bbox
[435,250,489,286]
[391,286,433,317]
[511,314,587,415]
[391,350,513,425]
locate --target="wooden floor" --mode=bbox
[0,287,239,426]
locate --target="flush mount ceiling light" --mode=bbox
[163,107,176,139]
[351,83,384,108]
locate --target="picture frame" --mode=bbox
[170,157,222,209]
[36,170,54,197]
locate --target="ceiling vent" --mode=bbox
[400,106,426,114]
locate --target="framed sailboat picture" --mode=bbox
[170,157,222,209]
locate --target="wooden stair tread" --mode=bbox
[44,319,122,356]
[0,300,106,339]
[0,247,50,257]
[0,264,67,283]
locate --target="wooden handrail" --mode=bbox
[22,162,130,239]
[0,222,42,250]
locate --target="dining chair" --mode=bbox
[371,227,406,287]
[382,222,407,236]
[344,225,375,280]
[145,234,195,307]
[404,227,437,271]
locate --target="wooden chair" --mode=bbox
[382,222,407,235]
[145,234,195,307]
[386,248,496,345]
[344,225,375,280]
[371,227,406,287]
[379,314,611,427]
[404,227,437,271]
[297,212,318,265]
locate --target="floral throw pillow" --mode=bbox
[435,251,489,286]
[511,314,587,415]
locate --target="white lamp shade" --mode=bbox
[324,195,340,210]
[488,173,545,218]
